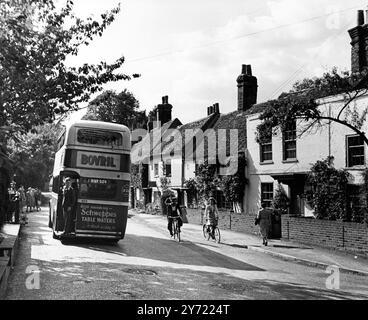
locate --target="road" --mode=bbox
[4,207,368,300]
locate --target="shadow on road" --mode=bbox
[64,234,265,272]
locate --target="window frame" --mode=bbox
[260,137,273,163]
[165,160,172,177]
[154,163,159,177]
[282,121,297,161]
[346,134,365,168]
[261,183,274,208]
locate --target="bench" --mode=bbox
[0,256,10,299]
[0,236,17,267]
[0,224,20,267]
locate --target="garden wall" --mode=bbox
[282,215,368,254]
[185,208,259,235]
[186,208,368,254]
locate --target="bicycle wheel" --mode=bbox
[214,227,221,243]
[176,222,181,242]
[173,220,180,242]
[202,225,207,239]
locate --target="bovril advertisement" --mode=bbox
[76,151,121,171]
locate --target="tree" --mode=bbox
[0,0,139,137]
[184,178,198,208]
[7,123,62,189]
[305,157,350,221]
[195,161,219,207]
[83,89,147,130]
[272,184,289,215]
[256,68,368,146]
[219,153,247,213]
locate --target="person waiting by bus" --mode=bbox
[18,186,26,214]
[204,197,219,239]
[70,181,79,234]
[165,196,182,237]
[18,185,28,224]
[62,177,77,236]
[7,182,20,223]
[26,187,35,212]
[34,188,41,211]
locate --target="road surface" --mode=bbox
[4,207,368,300]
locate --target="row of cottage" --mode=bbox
[131,10,368,252]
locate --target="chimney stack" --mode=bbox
[349,9,368,73]
[152,95,173,126]
[207,103,220,116]
[358,10,365,26]
[237,64,258,112]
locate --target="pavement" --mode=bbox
[132,210,368,277]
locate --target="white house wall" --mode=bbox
[245,92,368,215]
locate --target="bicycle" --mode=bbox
[203,220,221,243]
[170,216,181,242]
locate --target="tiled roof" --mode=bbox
[135,101,270,163]
[213,110,247,151]
[134,118,182,161]
[161,113,219,157]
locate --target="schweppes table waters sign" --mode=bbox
[76,151,121,170]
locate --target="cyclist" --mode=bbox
[165,196,182,237]
[204,197,219,239]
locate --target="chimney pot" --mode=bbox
[246,65,252,76]
[358,10,364,26]
[241,64,247,74]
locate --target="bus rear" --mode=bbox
[50,121,131,241]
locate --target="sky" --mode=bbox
[63,0,368,125]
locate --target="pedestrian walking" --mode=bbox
[256,202,272,246]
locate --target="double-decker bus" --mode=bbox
[49,120,131,242]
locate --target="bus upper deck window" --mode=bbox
[77,129,123,147]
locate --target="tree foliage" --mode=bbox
[0,0,138,136]
[219,153,246,205]
[195,161,219,206]
[272,184,289,215]
[83,89,147,130]
[305,157,350,221]
[184,178,198,208]
[7,123,62,189]
[256,68,368,146]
